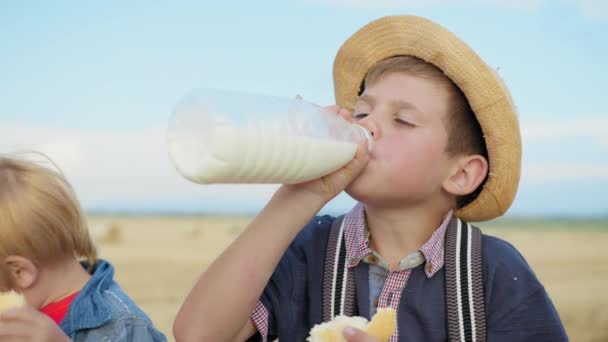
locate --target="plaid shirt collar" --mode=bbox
[343,203,452,278]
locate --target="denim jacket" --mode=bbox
[59,259,166,342]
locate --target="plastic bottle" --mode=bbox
[167,88,372,184]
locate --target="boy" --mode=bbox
[0,155,166,341]
[173,16,567,341]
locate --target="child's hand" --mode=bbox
[343,327,382,342]
[324,104,353,121]
[0,307,71,342]
[280,105,370,203]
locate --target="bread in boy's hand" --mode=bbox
[308,307,397,342]
[0,290,26,312]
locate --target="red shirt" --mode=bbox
[40,291,79,324]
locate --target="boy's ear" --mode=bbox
[3,256,38,290]
[443,154,488,197]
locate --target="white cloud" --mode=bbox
[0,122,278,210]
[520,117,608,148]
[522,163,608,182]
[519,117,608,183]
[573,0,608,18]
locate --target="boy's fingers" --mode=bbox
[343,327,381,342]
[323,104,353,122]
[343,142,370,179]
[324,104,340,113]
[350,141,370,174]
[338,107,353,121]
[325,141,369,194]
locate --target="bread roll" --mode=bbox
[0,291,26,312]
[308,307,397,342]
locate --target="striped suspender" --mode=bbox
[445,217,487,342]
[322,216,487,342]
[322,216,356,321]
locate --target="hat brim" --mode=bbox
[333,15,522,222]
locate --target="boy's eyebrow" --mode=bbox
[359,94,421,114]
[392,99,421,113]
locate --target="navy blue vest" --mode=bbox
[252,215,567,341]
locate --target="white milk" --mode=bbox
[168,128,358,184]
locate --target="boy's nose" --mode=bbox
[358,119,378,140]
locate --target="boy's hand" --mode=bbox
[280,105,370,203]
[0,307,71,342]
[343,327,382,342]
[324,104,353,121]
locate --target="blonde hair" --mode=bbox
[0,154,97,270]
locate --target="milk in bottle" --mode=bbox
[167,88,372,184]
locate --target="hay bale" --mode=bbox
[98,223,122,244]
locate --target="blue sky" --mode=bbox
[1,0,607,218]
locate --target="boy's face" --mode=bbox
[346,72,458,208]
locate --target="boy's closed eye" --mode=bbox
[394,116,416,127]
[354,112,416,128]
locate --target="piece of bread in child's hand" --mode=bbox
[308,307,397,342]
[364,307,397,341]
[0,291,26,312]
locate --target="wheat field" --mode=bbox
[88,215,608,341]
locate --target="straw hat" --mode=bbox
[333,15,521,222]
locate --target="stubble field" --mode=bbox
[88,215,608,341]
